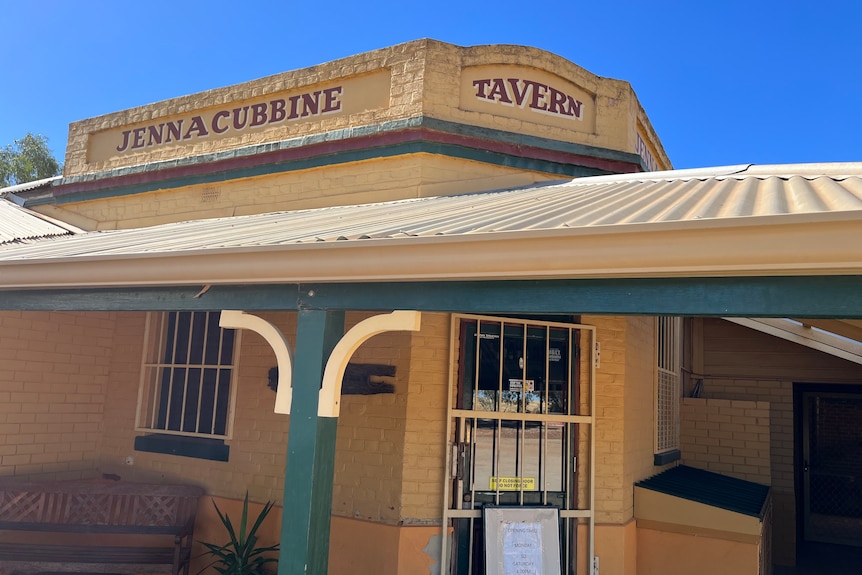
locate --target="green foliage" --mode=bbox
[0,133,61,187]
[197,493,279,575]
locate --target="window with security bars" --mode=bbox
[655,316,681,454]
[136,311,239,439]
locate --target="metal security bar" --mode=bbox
[655,317,681,454]
[443,314,595,575]
[136,311,240,439]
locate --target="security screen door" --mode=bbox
[443,315,595,575]
[802,391,862,546]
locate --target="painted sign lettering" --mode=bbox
[472,78,584,120]
[87,70,390,165]
[489,476,537,491]
[636,133,659,172]
[115,86,343,153]
[502,522,544,575]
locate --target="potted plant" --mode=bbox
[198,492,279,575]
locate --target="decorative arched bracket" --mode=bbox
[219,310,294,414]
[319,311,422,418]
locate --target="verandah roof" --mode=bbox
[0,163,859,289]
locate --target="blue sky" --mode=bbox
[2,0,860,170]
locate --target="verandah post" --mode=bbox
[279,309,344,575]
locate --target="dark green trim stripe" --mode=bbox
[653,449,681,466]
[420,117,643,165]
[133,434,229,461]
[2,276,862,318]
[35,117,645,207]
[38,139,614,207]
[56,117,642,190]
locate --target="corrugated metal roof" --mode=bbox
[635,465,770,518]
[0,175,61,196]
[0,198,79,246]
[0,162,860,260]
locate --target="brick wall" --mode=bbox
[98,311,293,503]
[332,319,412,525]
[584,315,670,525]
[401,312,450,523]
[97,310,420,522]
[0,311,114,479]
[622,316,660,520]
[680,398,771,485]
[0,307,438,533]
[699,319,862,494]
[586,316,628,523]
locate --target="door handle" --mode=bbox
[803,459,809,473]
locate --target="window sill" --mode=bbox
[653,449,681,466]
[134,434,230,462]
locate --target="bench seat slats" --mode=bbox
[0,480,204,575]
[0,520,185,534]
[0,542,189,565]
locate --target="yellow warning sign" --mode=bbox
[489,476,537,491]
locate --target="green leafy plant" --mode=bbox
[198,492,279,575]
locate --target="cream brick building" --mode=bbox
[2,39,862,575]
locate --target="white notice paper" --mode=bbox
[502,522,543,575]
[483,506,561,575]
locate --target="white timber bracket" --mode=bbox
[319,311,422,418]
[219,310,294,414]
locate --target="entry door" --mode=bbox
[442,315,595,575]
[802,392,862,546]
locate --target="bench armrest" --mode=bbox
[175,514,197,544]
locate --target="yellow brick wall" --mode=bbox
[584,316,627,523]
[401,312,450,523]
[0,311,114,479]
[579,315,663,575]
[43,154,552,230]
[332,323,412,524]
[97,311,292,503]
[584,315,665,525]
[622,316,659,520]
[680,398,771,484]
[41,310,439,529]
[699,318,862,494]
[98,311,147,475]
[95,310,419,522]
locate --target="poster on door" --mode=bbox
[483,507,562,575]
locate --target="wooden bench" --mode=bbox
[0,479,204,575]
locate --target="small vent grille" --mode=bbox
[200,187,221,203]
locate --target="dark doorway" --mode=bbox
[797,386,862,547]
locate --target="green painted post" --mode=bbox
[279,309,344,575]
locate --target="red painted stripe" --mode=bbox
[53,128,641,197]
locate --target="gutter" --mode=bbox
[0,213,860,289]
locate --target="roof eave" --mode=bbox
[0,215,860,290]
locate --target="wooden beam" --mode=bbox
[298,276,862,319]
[1,276,862,318]
[0,284,301,311]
